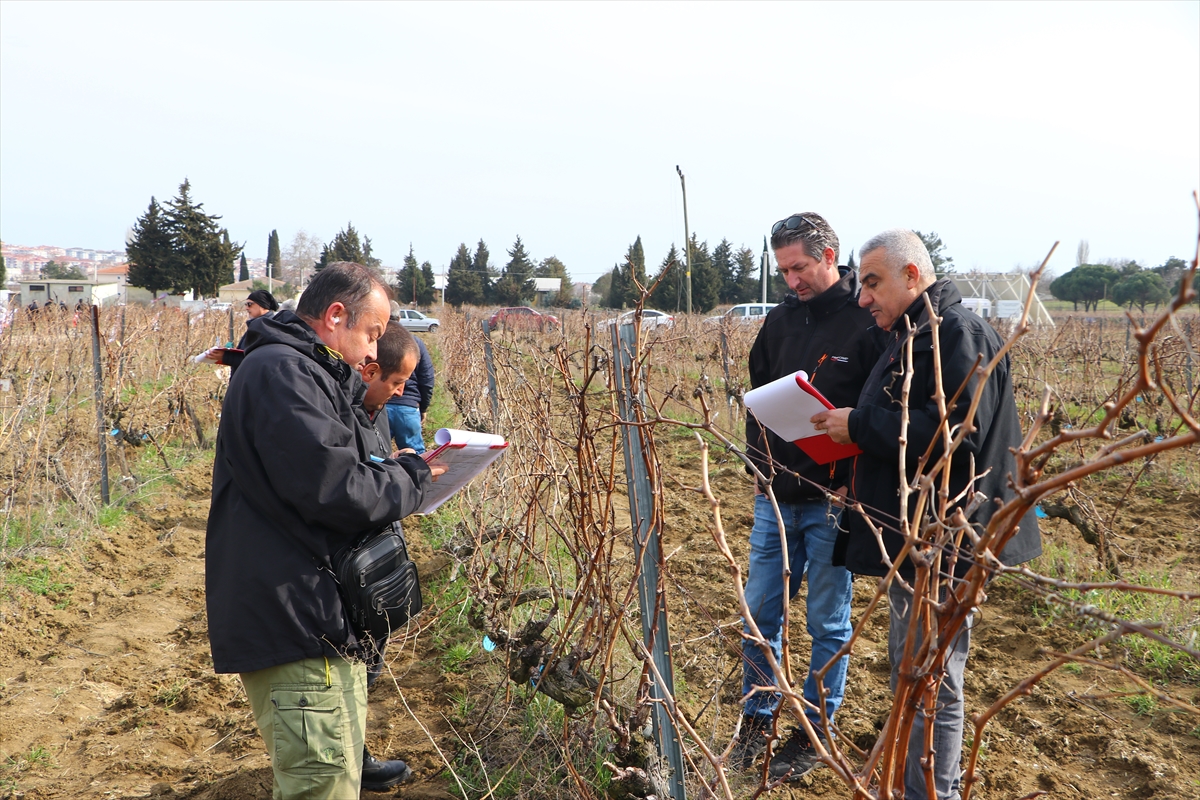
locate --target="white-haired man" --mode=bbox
[813,229,1041,800]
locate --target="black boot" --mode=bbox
[361,747,413,792]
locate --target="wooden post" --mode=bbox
[91,305,110,505]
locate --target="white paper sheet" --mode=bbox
[743,370,829,441]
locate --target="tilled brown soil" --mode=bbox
[1,451,1198,799]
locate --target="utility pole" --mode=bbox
[676,166,692,315]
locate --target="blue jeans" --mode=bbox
[888,580,972,800]
[386,404,425,454]
[742,495,853,729]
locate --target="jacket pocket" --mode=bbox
[271,686,346,773]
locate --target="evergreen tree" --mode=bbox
[592,270,614,305]
[418,261,437,306]
[396,245,427,306]
[689,234,720,312]
[493,236,536,306]
[445,243,484,307]
[848,251,857,270]
[472,240,496,302]
[362,236,382,269]
[162,180,240,297]
[734,246,758,303]
[315,223,371,272]
[649,245,682,310]
[713,238,740,304]
[42,260,88,280]
[0,253,5,285]
[913,230,954,277]
[607,236,647,309]
[536,256,574,306]
[239,253,249,282]
[266,229,281,280]
[126,197,175,295]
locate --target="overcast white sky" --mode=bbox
[2,1,1197,282]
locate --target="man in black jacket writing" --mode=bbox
[813,229,1040,800]
[736,213,881,780]
[206,261,440,798]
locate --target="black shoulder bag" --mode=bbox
[333,522,423,640]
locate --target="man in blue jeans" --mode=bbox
[386,304,435,453]
[737,212,881,780]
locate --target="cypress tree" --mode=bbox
[396,245,426,306]
[713,238,738,304]
[688,234,719,313]
[649,245,682,310]
[267,230,281,279]
[239,253,249,282]
[126,196,175,295]
[0,253,5,285]
[473,240,496,302]
[418,261,437,306]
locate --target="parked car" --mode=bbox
[487,306,559,332]
[704,302,777,325]
[597,309,675,331]
[394,308,440,332]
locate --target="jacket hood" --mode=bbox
[783,267,860,317]
[242,310,360,398]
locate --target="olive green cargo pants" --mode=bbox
[241,656,367,800]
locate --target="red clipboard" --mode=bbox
[792,373,862,465]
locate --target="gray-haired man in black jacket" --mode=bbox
[206,261,441,797]
[813,229,1040,800]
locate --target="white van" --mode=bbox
[705,302,777,325]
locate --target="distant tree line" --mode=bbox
[126,180,242,299]
[443,237,574,308]
[1050,257,1194,313]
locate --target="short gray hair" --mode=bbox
[859,229,935,283]
[770,212,840,264]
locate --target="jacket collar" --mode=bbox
[243,310,361,395]
[783,267,859,317]
[889,279,962,339]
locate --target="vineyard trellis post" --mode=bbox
[481,319,500,431]
[611,321,687,800]
[90,304,110,505]
[227,305,234,347]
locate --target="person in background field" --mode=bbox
[812,229,1041,800]
[351,319,423,789]
[735,212,882,780]
[205,261,441,798]
[386,301,435,454]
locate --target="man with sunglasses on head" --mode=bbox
[734,212,882,781]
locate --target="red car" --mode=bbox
[487,306,559,332]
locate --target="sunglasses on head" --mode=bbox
[771,215,819,236]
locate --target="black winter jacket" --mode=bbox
[841,280,1041,577]
[387,336,435,413]
[746,269,883,503]
[205,311,431,674]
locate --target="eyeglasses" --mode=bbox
[771,215,819,236]
[244,301,256,308]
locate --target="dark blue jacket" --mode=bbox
[387,336,435,413]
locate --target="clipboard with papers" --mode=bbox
[743,370,862,465]
[415,428,509,514]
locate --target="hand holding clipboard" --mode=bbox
[743,371,861,465]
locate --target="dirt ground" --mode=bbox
[2,446,1198,799]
